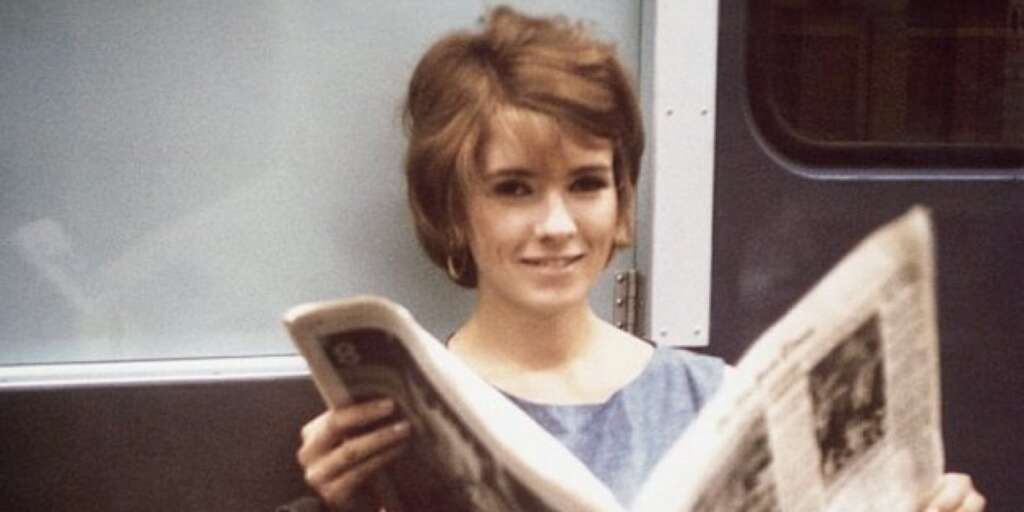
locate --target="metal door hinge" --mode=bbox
[613,269,642,335]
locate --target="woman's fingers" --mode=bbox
[312,419,413,483]
[297,399,397,465]
[297,398,413,506]
[961,491,987,512]
[318,442,410,508]
[925,473,986,512]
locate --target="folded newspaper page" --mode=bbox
[284,205,943,512]
[633,206,943,512]
[283,297,623,512]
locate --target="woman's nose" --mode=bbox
[535,193,577,240]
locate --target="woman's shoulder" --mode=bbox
[649,342,726,372]
[638,343,728,404]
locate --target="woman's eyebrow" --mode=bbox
[483,167,534,179]
[570,164,613,175]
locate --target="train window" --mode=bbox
[747,0,1024,174]
[0,1,640,369]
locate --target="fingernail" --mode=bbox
[375,398,395,412]
[393,420,412,435]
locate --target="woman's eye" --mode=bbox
[492,180,532,197]
[571,175,610,193]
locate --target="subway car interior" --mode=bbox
[1,1,1021,510]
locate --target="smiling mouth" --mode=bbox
[520,255,585,268]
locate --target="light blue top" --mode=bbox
[504,345,725,507]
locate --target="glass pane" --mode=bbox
[0,0,641,365]
[748,0,1024,168]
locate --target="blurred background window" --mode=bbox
[747,0,1024,172]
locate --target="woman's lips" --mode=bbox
[520,254,585,268]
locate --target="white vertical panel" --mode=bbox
[647,0,719,346]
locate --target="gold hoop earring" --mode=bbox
[446,253,464,281]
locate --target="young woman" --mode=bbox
[292,6,985,512]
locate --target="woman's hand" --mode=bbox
[922,473,986,512]
[297,398,412,510]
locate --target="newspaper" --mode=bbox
[284,296,621,511]
[284,206,943,511]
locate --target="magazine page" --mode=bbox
[284,297,623,512]
[633,206,943,512]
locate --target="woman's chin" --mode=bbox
[511,284,592,317]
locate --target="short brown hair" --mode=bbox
[404,6,644,287]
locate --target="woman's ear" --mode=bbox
[613,192,634,247]
[449,224,468,252]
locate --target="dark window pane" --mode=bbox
[748,0,1024,173]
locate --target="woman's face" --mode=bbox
[464,110,626,316]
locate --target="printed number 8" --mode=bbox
[330,341,361,366]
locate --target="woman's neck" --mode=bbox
[449,293,653,404]
[454,295,598,371]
